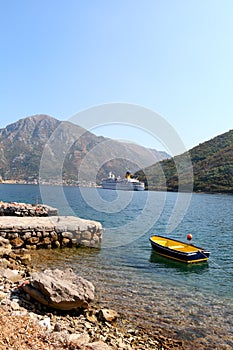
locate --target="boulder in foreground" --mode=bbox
[23,268,95,310]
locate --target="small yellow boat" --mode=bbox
[149,235,210,263]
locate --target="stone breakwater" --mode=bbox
[0,201,58,216]
[0,216,102,249]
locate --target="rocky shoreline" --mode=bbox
[0,248,185,350]
[0,201,185,349]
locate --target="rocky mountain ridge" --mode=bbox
[0,115,169,185]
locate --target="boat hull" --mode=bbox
[102,180,145,191]
[149,235,210,263]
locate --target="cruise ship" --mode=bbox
[101,171,145,191]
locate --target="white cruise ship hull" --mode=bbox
[102,180,145,191]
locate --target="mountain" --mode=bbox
[135,129,233,193]
[0,115,169,185]
[0,115,60,181]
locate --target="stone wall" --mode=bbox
[0,216,102,250]
[0,202,58,216]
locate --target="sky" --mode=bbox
[0,0,233,153]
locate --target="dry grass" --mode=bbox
[0,308,66,350]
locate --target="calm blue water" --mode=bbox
[1,184,233,348]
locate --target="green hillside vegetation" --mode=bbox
[136,130,233,194]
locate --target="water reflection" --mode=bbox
[149,251,209,275]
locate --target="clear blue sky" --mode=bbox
[0,0,232,151]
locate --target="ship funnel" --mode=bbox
[125,171,131,179]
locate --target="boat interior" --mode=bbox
[150,236,200,253]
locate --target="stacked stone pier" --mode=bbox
[0,202,102,250]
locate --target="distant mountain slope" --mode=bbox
[135,129,233,193]
[0,115,169,184]
[0,115,61,181]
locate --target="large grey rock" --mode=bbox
[23,268,95,310]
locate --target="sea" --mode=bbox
[0,183,232,349]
